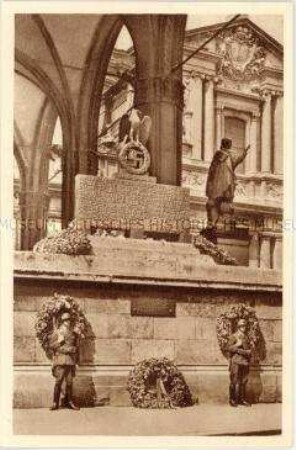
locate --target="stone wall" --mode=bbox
[14,256,282,408]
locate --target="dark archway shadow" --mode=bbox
[72,317,99,407]
[246,329,267,404]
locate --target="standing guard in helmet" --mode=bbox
[49,311,80,411]
[227,319,252,407]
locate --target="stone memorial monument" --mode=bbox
[75,107,192,242]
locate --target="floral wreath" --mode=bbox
[35,293,87,359]
[216,304,266,363]
[33,225,92,255]
[127,357,193,408]
[118,141,151,175]
[193,234,238,266]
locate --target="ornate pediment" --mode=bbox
[185,18,283,85]
[216,25,267,81]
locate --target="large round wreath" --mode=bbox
[118,141,151,175]
[127,357,193,408]
[35,293,87,359]
[216,304,266,363]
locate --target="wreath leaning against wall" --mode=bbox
[35,293,87,359]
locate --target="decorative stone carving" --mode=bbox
[97,127,117,155]
[265,182,283,201]
[234,181,247,197]
[217,26,267,81]
[181,170,206,189]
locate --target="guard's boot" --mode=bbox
[229,385,237,407]
[50,384,61,411]
[65,384,80,410]
[239,384,251,407]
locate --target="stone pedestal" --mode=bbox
[75,173,191,239]
[13,246,282,408]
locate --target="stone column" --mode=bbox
[247,113,259,174]
[259,234,271,269]
[21,190,49,250]
[273,93,283,175]
[249,232,260,268]
[135,75,184,185]
[273,235,282,271]
[183,111,192,145]
[261,92,272,173]
[244,116,252,174]
[204,78,214,162]
[216,105,223,150]
[190,74,203,160]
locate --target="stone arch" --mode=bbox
[15,49,75,228]
[14,140,27,192]
[77,14,187,182]
[13,140,27,249]
[77,15,141,175]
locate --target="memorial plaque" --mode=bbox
[131,297,176,317]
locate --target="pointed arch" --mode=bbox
[77,15,142,174]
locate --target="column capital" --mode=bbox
[260,89,272,100]
[259,231,281,239]
[135,75,184,109]
[259,88,283,100]
[188,70,204,80]
[251,111,261,120]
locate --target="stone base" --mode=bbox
[14,240,282,408]
[74,174,191,237]
[14,366,282,408]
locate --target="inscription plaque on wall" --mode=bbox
[131,298,176,317]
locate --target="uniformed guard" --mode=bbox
[49,312,80,410]
[227,318,252,407]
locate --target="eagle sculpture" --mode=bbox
[118,108,152,146]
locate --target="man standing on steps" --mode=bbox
[49,312,80,411]
[204,138,250,241]
[227,318,252,407]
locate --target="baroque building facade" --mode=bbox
[14,17,283,269]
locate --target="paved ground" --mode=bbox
[14,403,281,436]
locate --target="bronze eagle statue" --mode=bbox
[118,108,152,146]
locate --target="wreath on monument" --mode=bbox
[216,303,266,363]
[33,225,92,255]
[192,234,238,266]
[127,357,193,408]
[35,293,87,359]
[118,141,151,175]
